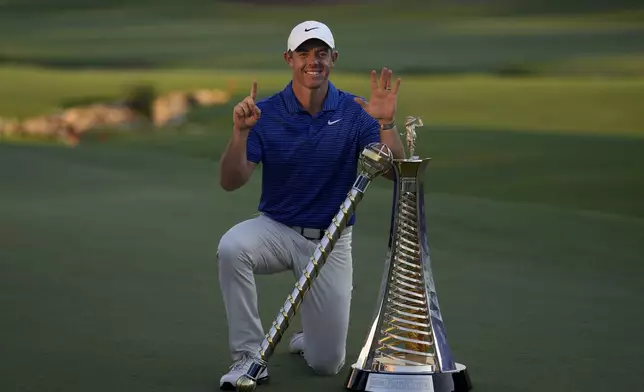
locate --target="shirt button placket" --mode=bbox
[308,117,315,136]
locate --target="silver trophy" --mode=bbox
[344,117,472,392]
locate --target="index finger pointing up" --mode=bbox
[250,80,257,101]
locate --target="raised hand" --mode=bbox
[233,81,262,132]
[354,67,401,123]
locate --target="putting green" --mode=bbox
[1,140,642,392]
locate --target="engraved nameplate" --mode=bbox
[365,374,434,392]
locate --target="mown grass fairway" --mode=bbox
[0,140,642,392]
[2,128,643,392]
[1,0,643,74]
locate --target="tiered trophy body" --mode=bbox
[345,117,472,392]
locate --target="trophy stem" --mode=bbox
[260,182,368,362]
[235,144,393,392]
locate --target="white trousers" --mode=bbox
[216,214,353,376]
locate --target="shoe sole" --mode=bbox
[220,376,269,391]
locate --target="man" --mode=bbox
[216,20,405,390]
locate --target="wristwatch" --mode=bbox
[379,120,396,131]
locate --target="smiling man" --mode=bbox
[216,20,405,390]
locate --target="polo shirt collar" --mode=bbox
[283,80,339,114]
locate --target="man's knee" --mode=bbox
[306,350,346,376]
[217,225,252,270]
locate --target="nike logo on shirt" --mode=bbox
[328,119,341,125]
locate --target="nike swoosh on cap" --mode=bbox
[304,27,319,32]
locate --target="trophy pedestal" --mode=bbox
[345,362,472,392]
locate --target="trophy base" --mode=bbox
[345,362,472,392]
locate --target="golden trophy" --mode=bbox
[235,142,394,392]
[344,117,472,392]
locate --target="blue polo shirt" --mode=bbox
[246,80,381,229]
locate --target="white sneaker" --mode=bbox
[288,331,305,355]
[219,353,269,390]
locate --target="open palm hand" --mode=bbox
[354,67,400,123]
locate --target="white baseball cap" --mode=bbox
[287,20,335,52]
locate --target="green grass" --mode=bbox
[80,124,644,219]
[1,66,643,137]
[2,65,642,220]
[1,1,643,74]
[1,142,643,392]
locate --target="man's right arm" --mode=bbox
[219,130,257,191]
[219,80,262,192]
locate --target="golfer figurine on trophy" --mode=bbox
[404,116,423,159]
[344,117,473,392]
